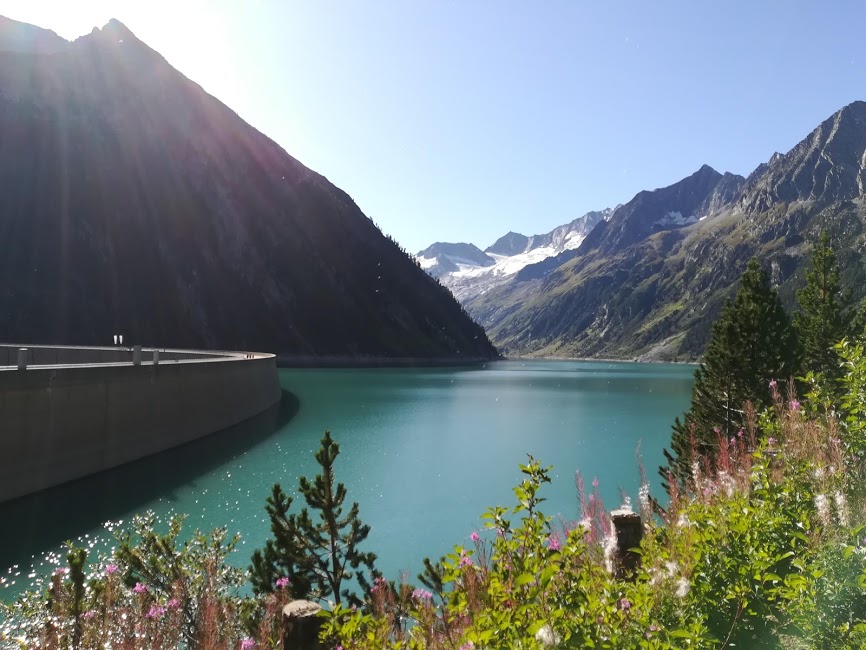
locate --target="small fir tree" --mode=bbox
[250,431,378,607]
[663,257,797,487]
[794,231,851,382]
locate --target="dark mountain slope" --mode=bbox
[0,18,497,359]
[465,102,866,360]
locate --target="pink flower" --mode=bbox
[619,597,631,611]
[82,610,95,620]
[167,598,180,609]
[146,605,166,619]
[470,531,480,543]
[412,588,433,601]
[105,564,119,576]
[547,534,561,551]
[133,582,149,594]
[275,576,290,590]
[459,551,474,568]
[768,437,777,446]
[592,477,599,488]
[240,639,256,650]
[737,429,744,438]
[790,400,801,412]
[54,567,69,576]
[769,379,778,389]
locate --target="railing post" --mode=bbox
[16,348,27,370]
[153,349,160,365]
[132,345,142,366]
[611,509,643,579]
[281,600,324,650]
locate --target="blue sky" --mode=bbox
[3,1,866,252]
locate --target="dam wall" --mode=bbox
[0,345,282,503]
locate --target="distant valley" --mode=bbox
[418,101,866,361]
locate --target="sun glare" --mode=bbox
[0,0,240,100]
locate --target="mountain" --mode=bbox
[0,15,67,53]
[0,18,497,360]
[416,242,495,278]
[462,101,866,360]
[416,208,613,302]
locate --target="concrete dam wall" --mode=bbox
[0,345,282,503]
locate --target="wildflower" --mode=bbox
[132,582,149,594]
[275,576,290,590]
[371,576,388,592]
[675,577,690,598]
[619,597,631,611]
[769,379,777,390]
[104,564,119,576]
[82,611,95,620]
[603,533,618,574]
[577,518,592,532]
[470,531,480,543]
[592,477,599,488]
[834,491,849,527]
[768,437,777,446]
[814,494,831,526]
[664,561,678,577]
[737,429,744,438]
[412,588,433,601]
[460,643,474,650]
[167,598,180,609]
[459,551,474,568]
[53,567,69,577]
[535,624,561,648]
[789,400,801,412]
[814,466,825,480]
[638,483,650,512]
[146,605,166,619]
[547,534,561,551]
[240,639,256,650]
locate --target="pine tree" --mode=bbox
[662,258,797,487]
[250,431,378,607]
[794,231,851,381]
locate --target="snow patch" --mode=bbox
[655,211,698,227]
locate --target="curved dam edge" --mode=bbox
[0,346,281,504]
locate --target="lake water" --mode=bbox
[0,359,693,598]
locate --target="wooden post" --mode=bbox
[16,348,27,370]
[282,600,324,650]
[610,509,643,579]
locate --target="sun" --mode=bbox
[0,0,242,105]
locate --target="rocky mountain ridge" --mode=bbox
[416,208,613,301]
[456,101,866,360]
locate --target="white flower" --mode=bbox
[664,561,678,577]
[577,518,592,533]
[603,533,618,574]
[535,624,561,648]
[620,495,633,512]
[813,466,824,480]
[834,491,849,527]
[676,514,690,528]
[675,577,690,598]
[814,494,831,527]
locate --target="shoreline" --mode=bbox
[516,355,700,366]
[276,354,500,369]
[276,353,698,369]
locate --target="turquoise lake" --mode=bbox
[0,359,694,597]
